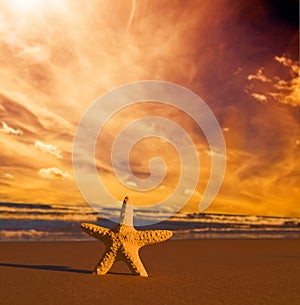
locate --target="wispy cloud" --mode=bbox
[1,121,23,135]
[274,55,299,74]
[247,55,300,107]
[3,173,14,179]
[38,168,72,180]
[205,149,226,158]
[247,68,272,83]
[250,93,267,103]
[34,140,62,159]
[126,181,138,188]
[15,45,49,62]
[184,188,201,198]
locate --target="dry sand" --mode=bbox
[0,240,299,305]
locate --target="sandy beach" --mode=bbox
[0,239,299,305]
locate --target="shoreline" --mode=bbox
[1,236,300,242]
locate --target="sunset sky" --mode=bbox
[0,0,299,217]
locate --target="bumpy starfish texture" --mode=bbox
[81,197,173,277]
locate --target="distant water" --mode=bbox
[0,202,299,241]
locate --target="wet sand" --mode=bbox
[0,240,299,305]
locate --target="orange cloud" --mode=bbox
[1,121,23,135]
[250,93,267,103]
[38,168,72,180]
[247,55,300,107]
[247,68,272,83]
[35,140,62,159]
[3,173,14,179]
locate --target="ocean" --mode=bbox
[1,202,299,241]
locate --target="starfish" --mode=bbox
[81,196,173,277]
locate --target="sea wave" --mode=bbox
[0,202,299,241]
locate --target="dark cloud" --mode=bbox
[265,0,299,26]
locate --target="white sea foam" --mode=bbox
[0,202,299,241]
[0,229,89,241]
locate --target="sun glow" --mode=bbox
[11,0,44,10]
[10,0,64,12]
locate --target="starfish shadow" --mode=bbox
[0,262,90,274]
[107,271,135,276]
[0,263,140,276]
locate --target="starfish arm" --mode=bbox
[80,223,111,242]
[136,230,173,247]
[94,249,117,275]
[119,248,148,277]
